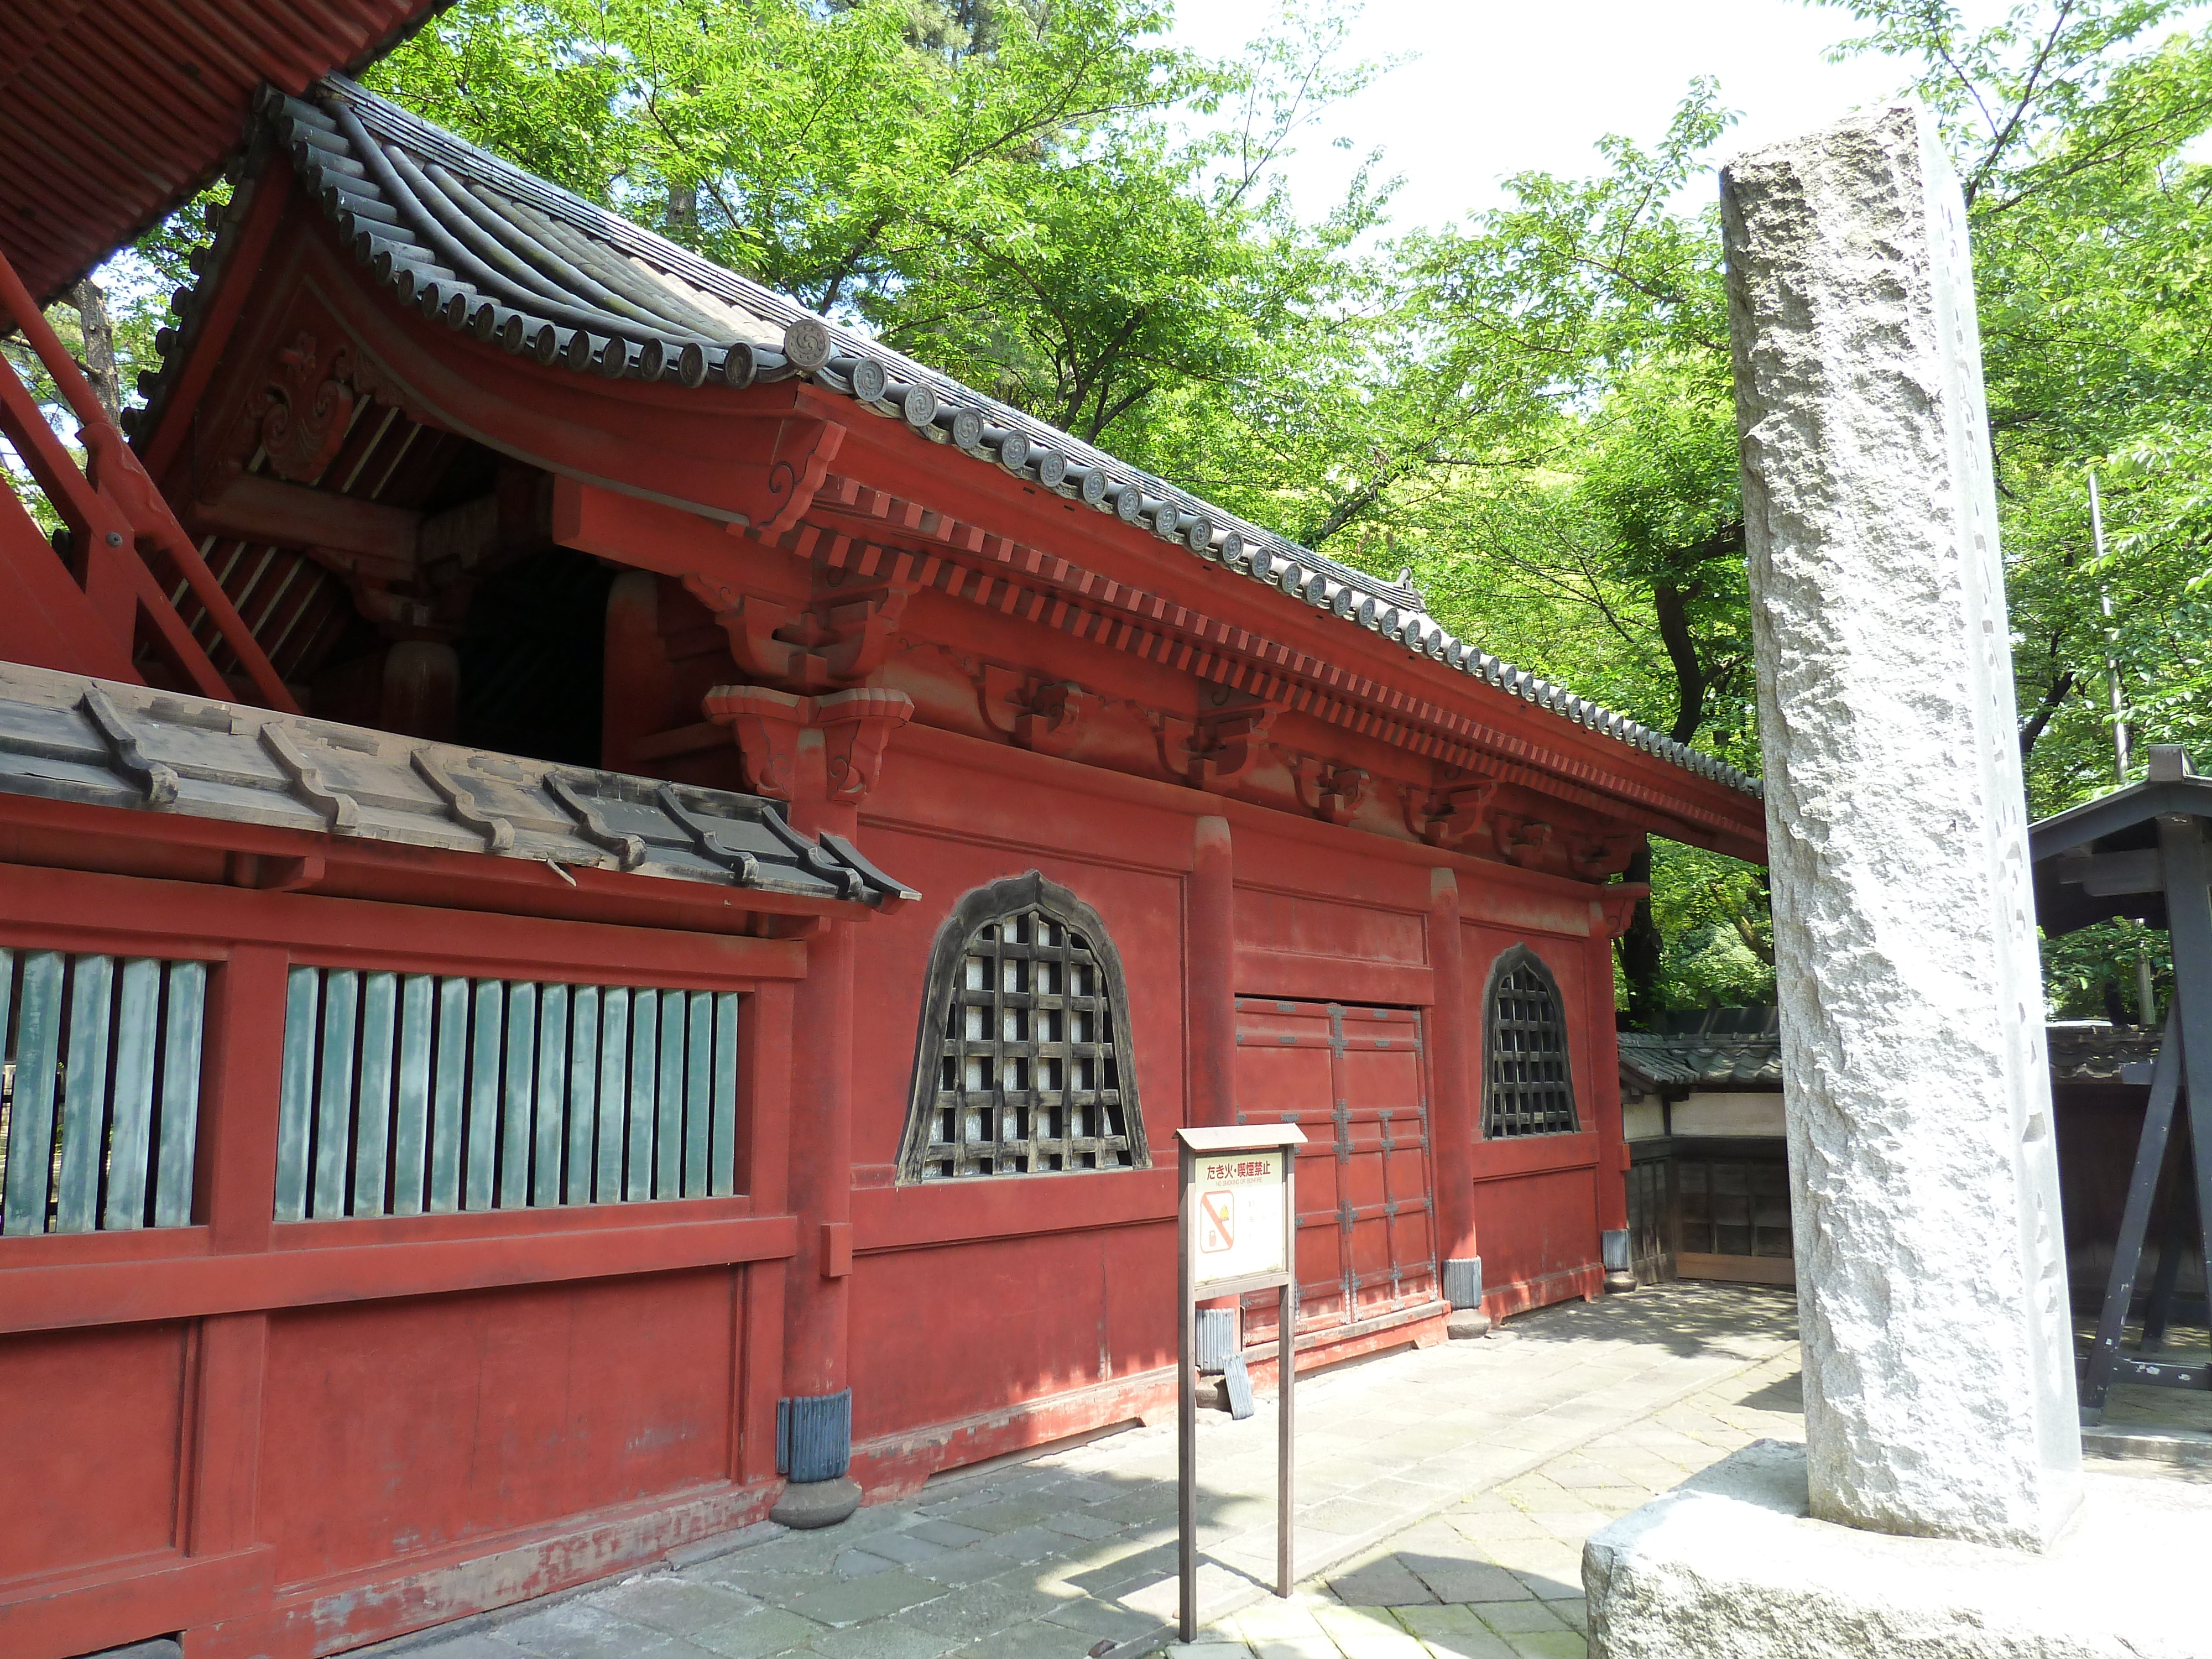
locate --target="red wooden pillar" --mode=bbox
[736,979,794,1493]
[1188,817,1240,1353]
[1427,869,1484,1333]
[709,685,911,1527]
[778,886,857,1517]
[186,942,288,1601]
[1188,816,1235,1130]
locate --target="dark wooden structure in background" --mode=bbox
[0,53,1766,1659]
[2033,746,2212,1421]
[1618,1013,1791,1287]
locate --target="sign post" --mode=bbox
[1176,1123,1306,1641]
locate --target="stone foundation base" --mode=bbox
[1585,1441,2212,1657]
[771,1476,861,1530]
[1446,1308,1491,1340]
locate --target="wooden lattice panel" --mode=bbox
[1483,957,1577,1138]
[918,905,1134,1180]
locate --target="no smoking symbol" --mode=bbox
[1199,1190,1235,1253]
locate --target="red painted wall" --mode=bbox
[260,1272,738,1586]
[0,1323,189,1579]
[0,851,800,1659]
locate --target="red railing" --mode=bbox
[0,248,296,711]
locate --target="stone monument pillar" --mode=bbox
[1723,101,2080,1551]
[1583,105,2212,1659]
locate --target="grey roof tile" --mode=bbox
[2046,1024,2164,1083]
[1621,1022,2169,1092]
[0,664,914,905]
[1616,1031,1782,1091]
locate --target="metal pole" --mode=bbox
[1277,1152,1296,1598]
[2092,470,2158,1021]
[1178,1142,1197,1644]
[2092,472,2128,783]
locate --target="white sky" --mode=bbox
[1169,0,2025,230]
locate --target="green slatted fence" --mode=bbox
[0,949,207,1235]
[275,971,740,1220]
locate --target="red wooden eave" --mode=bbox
[0,0,446,304]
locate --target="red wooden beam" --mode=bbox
[0,1211,796,1335]
[0,795,845,950]
[189,473,422,571]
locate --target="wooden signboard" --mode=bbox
[1176,1123,1306,1640]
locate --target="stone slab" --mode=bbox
[2081,1422,2212,1468]
[1585,1440,2212,1657]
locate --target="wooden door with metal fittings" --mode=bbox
[1231,997,1436,1345]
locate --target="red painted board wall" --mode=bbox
[0,1323,190,1582]
[1464,922,1606,1311]
[846,740,1191,1454]
[258,1271,737,1588]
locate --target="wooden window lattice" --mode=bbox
[275,969,740,1220]
[1484,959,1578,1138]
[0,948,205,1237]
[920,906,1134,1180]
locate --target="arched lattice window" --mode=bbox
[899,872,1147,1182]
[1482,946,1578,1138]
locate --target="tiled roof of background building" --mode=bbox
[1620,1013,2167,1094]
[1618,1030,1784,1092]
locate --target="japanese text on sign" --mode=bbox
[1191,1147,1286,1289]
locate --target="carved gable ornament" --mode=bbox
[244,332,369,484]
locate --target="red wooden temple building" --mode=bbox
[0,17,1766,1657]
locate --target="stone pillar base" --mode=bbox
[1600,1230,1635,1295]
[1585,1440,2212,1657]
[1446,1308,1491,1340]
[771,1476,862,1530]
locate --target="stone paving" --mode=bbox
[1164,1342,1808,1658]
[370,1285,1799,1659]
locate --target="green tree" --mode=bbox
[1812,1,2212,1014]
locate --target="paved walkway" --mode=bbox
[1167,1340,1807,1658]
[373,1285,1800,1659]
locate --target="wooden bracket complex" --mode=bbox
[1154,697,1280,791]
[682,573,915,695]
[1571,831,1644,880]
[1597,885,1651,940]
[974,665,1090,759]
[703,684,806,800]
[1290,757,1368,826]
[703,683,915,807]
[815,687,915,805]
[1410,781,1498,849]
[1493,815,1554,870]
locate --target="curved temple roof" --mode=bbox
[0,664,915,905]
[139,77,1759,802]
